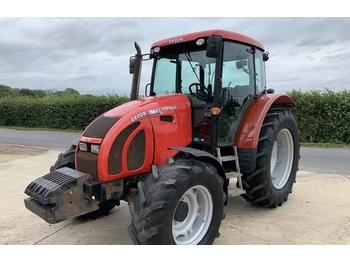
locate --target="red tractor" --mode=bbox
[24,30,300,245]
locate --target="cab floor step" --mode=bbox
[228,187,246,197]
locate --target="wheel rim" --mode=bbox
[270,128,294,189]
[172,185,213,245]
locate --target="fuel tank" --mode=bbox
[76,94,192,182]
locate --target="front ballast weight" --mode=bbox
[24,167,123,224]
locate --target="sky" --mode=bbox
[0,17,349,96]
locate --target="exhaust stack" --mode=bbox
[129,42,142,101]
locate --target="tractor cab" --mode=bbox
[130,30,269,151]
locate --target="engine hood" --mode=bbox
[104,94,186,118]
[77,93,192,182]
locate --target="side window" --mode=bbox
[255,50,266,93]
[153,58,176,94]
[222,41,254,105]
[222,60,249,87]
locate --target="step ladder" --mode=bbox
[216,146,246,197]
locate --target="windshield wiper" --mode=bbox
[185,52,201,83]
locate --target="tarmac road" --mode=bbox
[0,128,349,174]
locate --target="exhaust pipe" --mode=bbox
[129,42,142,101]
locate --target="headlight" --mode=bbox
[90,144,100,154]
[153,46,161,53]
[196,38,205,46]
[79,142,88,152]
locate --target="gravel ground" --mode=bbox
[0,145,349,245]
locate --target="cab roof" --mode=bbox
[151,29,264,51]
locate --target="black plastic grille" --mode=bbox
[127,130,145,171]
[108,122,140,175]
[82,115,120,138]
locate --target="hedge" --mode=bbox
[0,95,129,130]
[289,89,350,144]
[0,90,349,144]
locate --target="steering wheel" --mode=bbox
[189,83,211,101]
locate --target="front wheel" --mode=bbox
[128,159,224,245]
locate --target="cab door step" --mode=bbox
[225,171,241,179]
[217,146,246,196]
[220,155,237,162]
[228,187,246,197]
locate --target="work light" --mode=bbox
[79,142,88,152]
[90,144,100,154]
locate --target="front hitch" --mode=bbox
[24,167,99,224]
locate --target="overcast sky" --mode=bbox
[0,17,349,95]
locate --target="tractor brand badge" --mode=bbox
[131,105,177,122]
[169,37,183,44]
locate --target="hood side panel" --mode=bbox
[148,95,192,165]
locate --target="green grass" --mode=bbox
[301,142,350,149]
[0,126,82,133]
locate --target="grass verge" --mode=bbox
[0,126,82,133]
[301,142,350,149]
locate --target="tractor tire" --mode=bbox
[241,106,300,207]
[50,145,118,217]
[128,159,224,245]
[50,145,76,171]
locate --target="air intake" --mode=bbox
[127,130,145,171]
[108,122,140,175]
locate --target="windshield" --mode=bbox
[152,48,217,102]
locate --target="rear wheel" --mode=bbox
[241,106,300,207]
[128,159,224,245]
[50,145,118,217]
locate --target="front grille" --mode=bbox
[76,151,98,179]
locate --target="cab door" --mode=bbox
[217,41,265,147]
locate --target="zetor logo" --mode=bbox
[131,105,177,122]
[169,37,184,44]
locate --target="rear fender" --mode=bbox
[235,94,294,149]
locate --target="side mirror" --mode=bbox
[265,88,275,94]
[129,57,136,74]
[206,35,223,58]
[129,42,142,74]
[263,52,269,61]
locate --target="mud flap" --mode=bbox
[24,167,99,224]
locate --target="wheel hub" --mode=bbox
[270,128,294,189]
[172,185,213,245]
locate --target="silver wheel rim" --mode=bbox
[270,128,294,189]
[172,185,213,245]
